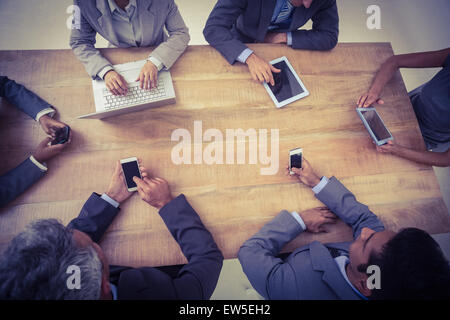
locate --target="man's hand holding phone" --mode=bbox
[133,175,173,210]
[287,158,321,188]
[106,160,147,204]
[32,135,71,164]
[39,115,68,139]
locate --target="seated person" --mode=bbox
[0,161,223,299]
[70,0,190,95]
[0,76,71,207]
[238,158,450,299]
[203,0,339,86]
[358,48,450,167]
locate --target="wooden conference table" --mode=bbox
[1,43,449,267]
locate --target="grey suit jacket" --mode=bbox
[70,0,190,79]
[238,177,385,300]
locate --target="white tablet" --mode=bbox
[263,56,309,108]
[356,107,394,146]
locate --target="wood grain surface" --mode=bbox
[1,43,449,267]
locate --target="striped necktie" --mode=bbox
[273,0,294,25]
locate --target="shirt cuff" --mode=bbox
[35,108,55,122]
[286,32,293,46]
[236,48,254,64]
[312,176,330,194]
[290,211,307,231]
[29,155,48,172]
[147,56,164,71]
[101,193,120,208]
[98,65,114,80]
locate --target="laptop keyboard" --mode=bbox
[103,78,166,110]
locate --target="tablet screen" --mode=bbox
[360,109,391,140]
[269,60,305,103]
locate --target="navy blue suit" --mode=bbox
[0,76,52,207]
[68,193,224,300]
[203,0,339,64]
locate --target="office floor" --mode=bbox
[0,0,449,299]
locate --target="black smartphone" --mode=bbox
[289,148,303,175]
[51,126,71,145]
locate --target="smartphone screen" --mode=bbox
[360,109,391,141]
[121,160,141,189]
[290,153,302,169]
[51,126,70,145]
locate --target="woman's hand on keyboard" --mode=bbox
[104,70,128,96]
[137,61,158,90]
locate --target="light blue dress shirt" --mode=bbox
[98,0,164,79]
[334,256,368,300]
[236,0,294,63]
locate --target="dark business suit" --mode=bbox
[0,76,52,207]
[203,0,339,64]
[68,193,224,300]
[238,177,385,299]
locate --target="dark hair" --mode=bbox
[0,219,102,299]
[367,228,450,300]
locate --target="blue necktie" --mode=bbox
[273,0,294,25]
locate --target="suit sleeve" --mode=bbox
[315,177,385,239]
[0,76,52,120]
[149,0,190,70]
[67,193,120,242]
[238,210,303,299]
[158,194,223,299]
[203,0,250,64]
[69,1,112,80]
[291,0,339,51]
[0,158,46,208]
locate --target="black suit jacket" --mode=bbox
[203,0,339,64]
[68,193,223,300]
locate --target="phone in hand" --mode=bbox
[289,148,303,175]
[120,157,142,192]
[51,126,71,145]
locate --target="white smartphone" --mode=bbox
[289,148,303,175]
[120,157,142,192]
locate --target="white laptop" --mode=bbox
[78,59,176,119]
